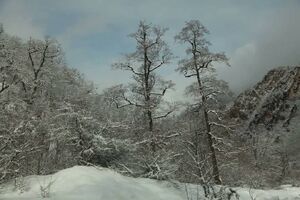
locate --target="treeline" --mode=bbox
[0,25,132,182]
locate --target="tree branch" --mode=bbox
[0,81,9,93]
[153,110,173,120]
[184,73,197,78]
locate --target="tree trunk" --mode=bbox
[203,105,222,184]
[196,69,222,184]
[147,109,153,132]
[143,29,154,133]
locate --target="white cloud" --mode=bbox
[0,1,44,39]
[216,42,258,92]
[217,3,300,93]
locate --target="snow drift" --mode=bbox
[0,166,184,200]
[0,166,300,200]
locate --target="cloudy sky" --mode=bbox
[0,0,300,100]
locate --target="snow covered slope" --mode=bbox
[0,166,184,200]
[1,166,300,200]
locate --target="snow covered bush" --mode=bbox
[82,135,134,168]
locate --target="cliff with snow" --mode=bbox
[227,66,300,185]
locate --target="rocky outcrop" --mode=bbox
[226,66,300,184]
[228,66,300,132]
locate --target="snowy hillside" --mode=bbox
[0,166,184,200]
[0,166,300,200]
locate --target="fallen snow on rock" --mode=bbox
[0,166,300,200]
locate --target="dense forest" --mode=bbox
[0,20,299,198]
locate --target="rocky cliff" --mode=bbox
[227,66,300,183]
[228,66,300,132]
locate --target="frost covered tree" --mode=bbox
[111,21,177,151]
[21,38,62,104]
[112,21,174,134]
[175,20,230,184]
[110,21,179,179]
[0,29,23,95]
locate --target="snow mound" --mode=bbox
[1,166,300,200]
[0,166,184,200]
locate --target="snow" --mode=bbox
[236,185,300,200]
[0,166,300,200]
[0,166,184,200]
[183,184,300,200]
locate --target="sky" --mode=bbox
[0,0,300,100]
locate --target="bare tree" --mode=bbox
[0,28,23,95]
[112,21,174,133]
[110,21,180,179]
[175,20,229,184]
[23,37,62,104]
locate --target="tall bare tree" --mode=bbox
[112,21,174,133]
[175,20,229,184]
[110,21,178,179]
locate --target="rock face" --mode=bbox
[227,66,300,184]
[228,66,300,132]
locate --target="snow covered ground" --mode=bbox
[0,166,299,200]
[0,166,184,200]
